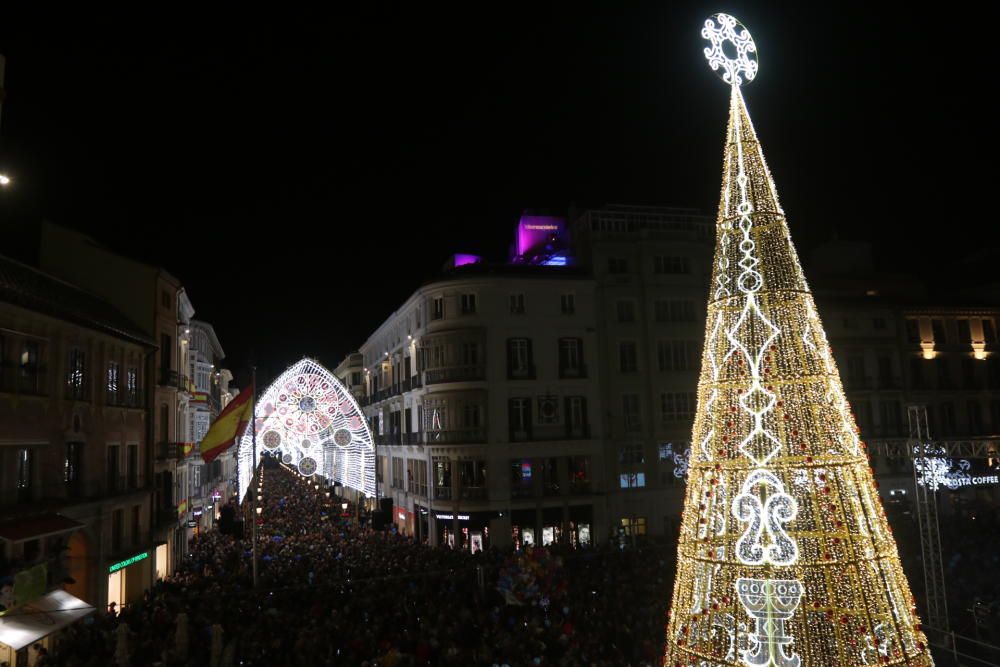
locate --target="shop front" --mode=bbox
[434,511,493,552]
[510,504,594,550]
[106,548,153,611]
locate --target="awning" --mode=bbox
[0,590,95,651]
[0,514,84,543]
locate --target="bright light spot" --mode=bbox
[0,174,10,186]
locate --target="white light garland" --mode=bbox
[237,358,376,501]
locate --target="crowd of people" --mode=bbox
[46,462,674,666]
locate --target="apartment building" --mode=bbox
[349,263,604,549]
[0,254,155,655]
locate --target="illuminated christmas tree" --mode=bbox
[663,14,933,667]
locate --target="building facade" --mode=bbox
[0,255,156,639]
[348,266,605,549]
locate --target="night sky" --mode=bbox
[0,4,991,380]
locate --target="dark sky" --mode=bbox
[0,4,990,379]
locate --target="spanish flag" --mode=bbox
[200,384,254,463]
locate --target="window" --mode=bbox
[566,396,587,432]
[936,358,952,388]
[391,457,404,490]
[560,294,576,315]
[910,357,926,388]
[161,290,172,309]
[657,340,699,371]
[126,367,138,404]
[619,341,638,372]
[846,355,866,386]
[558,338,583,377]
[931,319,947,344]
[619,443,645,465]
[510,293,525,314]
[654,300,695,322]
[511,459,533,497]
[460,293,477,315]
[19,340,41,394]
[958,319,972,343]
[619,473,646,489]
[661,392,697,421]
[17,448,33,502]
[985,319,998,344]
[653,255,690,274]
[463,404,481,428]
[107,444,120,492]
[876,355,893,387]
[507,338,532,378]
[65,442,81,487]
[107,361,121,403]
[968,401,984,434]
[877,401,902,437]
[433,457,452,498]
[351,371,362,385]
[622,394,641,431]
[938,402,956,435]
[608,258,628,274]
[461,342,479,366]
[67,347,86,400]
[905,319,921,344]
[432,297,444,320]
[620,516,647,534]
[160,333,172,381]
[616,300,635,323]
[872,317,886,330]
[509,398,532,439]
[127,445,139,489]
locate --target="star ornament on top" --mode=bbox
[702,13,758,86]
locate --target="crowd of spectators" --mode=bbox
[46,463,674,666]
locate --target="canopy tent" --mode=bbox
[0,589,95,651]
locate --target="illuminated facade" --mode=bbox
[344,267,605,549]
[662,14,932,666]
[237,358,375,500]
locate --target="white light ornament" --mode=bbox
[702,13,759,86]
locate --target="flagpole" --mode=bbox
[251,365,259,589]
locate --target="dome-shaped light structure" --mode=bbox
[237,358,375,501]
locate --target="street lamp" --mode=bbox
[341,502,348,511]
[0,174,10,187]
[256,506,262,515]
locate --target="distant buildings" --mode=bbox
[341,208,1000,548]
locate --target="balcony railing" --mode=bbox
[402,432,421,446]
[0,364,48,396]
[459,486,487,500]
[424,366,485,385]
[106,390,145,409]
[423,429,487,444]
[506,364,536,381]
[64,381,91,402]
[155,442,186,460]
[559,363,588,379]
[510,424,591,442]
[406,481,428,498]
[158,370,190,391]
[11,474,149,505]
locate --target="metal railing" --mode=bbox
[0,365,48,396]
[424,366,485,384]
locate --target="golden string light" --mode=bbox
[662,14,932,667]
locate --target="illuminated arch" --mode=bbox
[237,358,375,501]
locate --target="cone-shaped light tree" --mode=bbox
[663,15,933,667]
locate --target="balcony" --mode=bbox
[0,364,48,396]
[559,363,588,379]
[510,424,591,442]
[507,364,536,381]
[155,442,185,461]
[106,390,146,409]
[425,366,485,385]
[402,432,421,446]
[64,381,91,402]
[13,474,149,505]
[406,481,428,498]
[158,370,190,391]
[423,429,487,444]
[459,486,488,500]
[434,487,452,500]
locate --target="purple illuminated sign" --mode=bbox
[516,215,566,256]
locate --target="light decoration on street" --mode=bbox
[237,358,375,501]
[663,14,932,666]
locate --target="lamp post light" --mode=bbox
[256,506,262,515]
